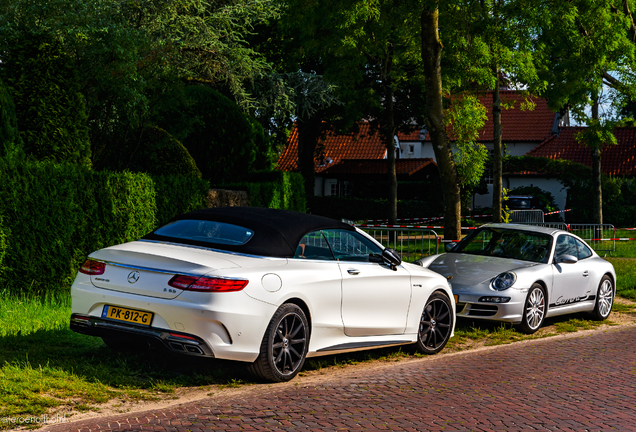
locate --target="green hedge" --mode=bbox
[221,171,306,212]
[0,160,209,296]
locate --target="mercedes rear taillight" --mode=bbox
[79,259,105,275]
[168,275,248,292]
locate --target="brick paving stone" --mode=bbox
[41,326,636,432]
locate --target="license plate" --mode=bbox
[454,295,459,303]
[102,305,153,326]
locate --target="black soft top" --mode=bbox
[142,206,355,258]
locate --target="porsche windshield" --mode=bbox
[454,228,552,263]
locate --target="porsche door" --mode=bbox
[552,234,594,307]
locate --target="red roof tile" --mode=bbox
[400,90,556,143]
[276,122,387,173]
[476,91,555,142]
[320,158,436,176]
[527,127,636,175]
[277,91,555,172]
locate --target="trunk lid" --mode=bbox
[88,241,242,299]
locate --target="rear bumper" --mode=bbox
[70,314,215,357]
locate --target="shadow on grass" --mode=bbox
[2,305,628,392]
[0,328,253,390]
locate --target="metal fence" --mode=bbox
[510,209,544,223]
[359,227,440,262]
[567,224,616,255]
[358,222,616,259]
[506,222,616,255]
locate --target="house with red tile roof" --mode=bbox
[277,89,562,204]
[401,90,561,208]
[502,126,636,211]
[277,122,439,196]
[527,127,636,176]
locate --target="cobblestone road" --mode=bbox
[45,326,636,432]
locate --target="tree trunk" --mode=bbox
[492,71,503,223]
[382,52,398,224]
[386,131,398,224]
[591,98,602,225]
[297,116,323,210]
[421,6,461,240]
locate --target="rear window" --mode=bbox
[154,220,254,246]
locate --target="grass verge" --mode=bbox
[605,257,636,301]
[1,288,635,429]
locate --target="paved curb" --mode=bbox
[39,324,636,432]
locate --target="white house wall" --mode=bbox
[506,177,567,212]
[473,177,566,212]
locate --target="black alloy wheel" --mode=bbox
[248,303,309,382]
[416,291,453,354]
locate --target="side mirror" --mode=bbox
[369,253,383,263]
[556,254,578,264]
[382,248,402,270]
[445,243,457,252]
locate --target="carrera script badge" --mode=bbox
[127,271,140,284]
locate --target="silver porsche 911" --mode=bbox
[416,224,616,334]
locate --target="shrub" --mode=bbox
[95,125,202,178]
[221,171,306,212]
[568,177,636,227]
[0,160,209,296]
[159,86,275,184]
[0,76,23,159]
[1,32,90,166]
[153,175,210,225]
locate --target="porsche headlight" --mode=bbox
[492,272,516,291]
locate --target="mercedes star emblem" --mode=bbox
[127,271,140,284]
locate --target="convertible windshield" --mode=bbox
[154,220,254,246]
[454,228,552,263]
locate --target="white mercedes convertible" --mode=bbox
[70,207,455,382]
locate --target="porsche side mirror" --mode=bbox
[556,254,578,264]
[445,243,457,252]
[382,248,401,270]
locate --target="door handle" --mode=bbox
[583,270,589,277]
[347,269,360,275]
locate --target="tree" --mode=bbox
[283,0,425,223]
[421,4,462,239]
[523,0,636,224]
[0,31,90,166]
[250,70,342,203]
[0,0,279,156]
[471,0,538,223]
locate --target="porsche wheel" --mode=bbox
[591,275,614,320]
[416,291,453,354]
[248,303,309,382]
[519,283,546,334]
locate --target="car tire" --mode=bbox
[518,283,546,334]
[415,291,453,355]
[591,275,614,320]
[248,303,309,382]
